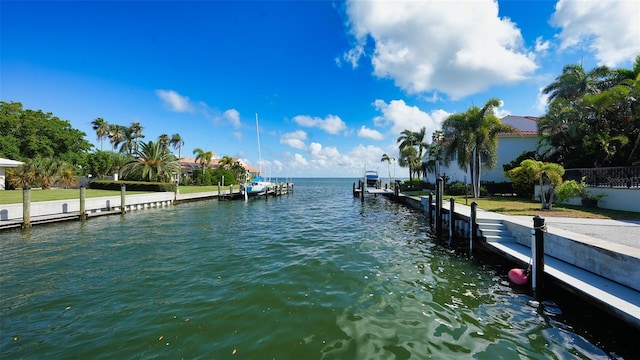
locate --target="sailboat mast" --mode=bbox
[256,113,262,177]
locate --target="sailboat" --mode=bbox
[244,113,271,197]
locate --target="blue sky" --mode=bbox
[2,1,639,178]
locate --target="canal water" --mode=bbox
[0,178,632,359]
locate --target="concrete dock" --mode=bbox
[395,194,640,329]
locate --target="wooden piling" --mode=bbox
[120,184,126,214]
[428,193,433,226]
[22,187,31,228]
[80,186,87,220]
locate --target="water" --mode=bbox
[0,179,633,359]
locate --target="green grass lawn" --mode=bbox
[405,192,640,221]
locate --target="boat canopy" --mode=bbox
[252,176,264,182]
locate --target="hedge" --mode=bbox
[89,180,176,192]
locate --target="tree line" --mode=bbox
[390,56,640,198]
[0,101,245,188]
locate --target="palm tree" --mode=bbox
[130,122,144,153]
[380,153,394,186]
[398,146,418,181]
[107,124,126,152]
[170,133,184,159]
[120,140,179,182]
[542,63,612,104]
[192,147,213,170]
[219,155,235,169]
[91,118,109,151]
[158,134,171,152]
[441,98,518,197]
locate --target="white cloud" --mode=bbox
[551,0,640,67]
[290,153,309,167]
[155,89,194,112]
[372,99,447,139]
[223,109,241,128]
[280,130,308,150]
[357,126,384,140]
[292,114,347,134]
[343,0,538,99]
[534,36,551,55]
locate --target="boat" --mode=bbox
[365,170,380,189]
[244,114,271,198]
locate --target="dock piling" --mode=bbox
[22,187,31,228]
[449,198,455,243]
[120,184,127,214]
[532,215,546,298]
[80,186,87,220]
[435,177,443,237]
[470,202,478,256]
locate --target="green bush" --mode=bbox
[89,180,176,192]
[505,166,536,198]
[446,181,470,196]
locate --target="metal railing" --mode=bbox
[564,166,640,188]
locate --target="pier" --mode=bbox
[0,183,294,231]
[387,191,640,330]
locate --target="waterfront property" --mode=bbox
[0,157,24,191]
[1,178,635,359]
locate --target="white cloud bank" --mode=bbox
[292,114,347,134]
[550,0,640,67]
[342,0,538,99]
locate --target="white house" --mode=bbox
[436,115,540,184]
[0,157,24,190]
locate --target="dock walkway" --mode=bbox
[441,200,640,329]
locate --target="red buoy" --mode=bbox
[508,268,529,285]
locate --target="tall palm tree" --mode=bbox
[91,118,109,151]
[219,155,235,169]
[398,146,418,181]
[107,124,126,152]
[441,98,518,197]
[380,153,394,186]
[158,134,171,152]
[130,122,144,153]
[542,63,612,104]
[120,140,179,182]
[192,147,213,170]
[170,133,184,159]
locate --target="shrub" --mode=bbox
[505,166,536,199]
[89,180,176,192]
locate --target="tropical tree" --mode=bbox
[539,59,640,167]
[219,155,235,169]
[397,127,428,180]
[91,117,109,151]
[120,141,179,182]
[441,98,518,197]
[193,147,213,170]
[108,124,126,152]
[7,157,78,189]
[129,122,144,153]
[0,101,92,166]
[158,134,171,152]
[398,146,418,181]
[508,159,565,210]
[230,161,247,184]
[380,153,395,186]
[170,133,184,159]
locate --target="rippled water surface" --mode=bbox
[0,179,624,358]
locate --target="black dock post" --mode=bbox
[427,192,433,226]
[449,197,455,242]
[353,182,356,197]
[435,177,443,237]
[470,202,478,256]
[532,215,546,298]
